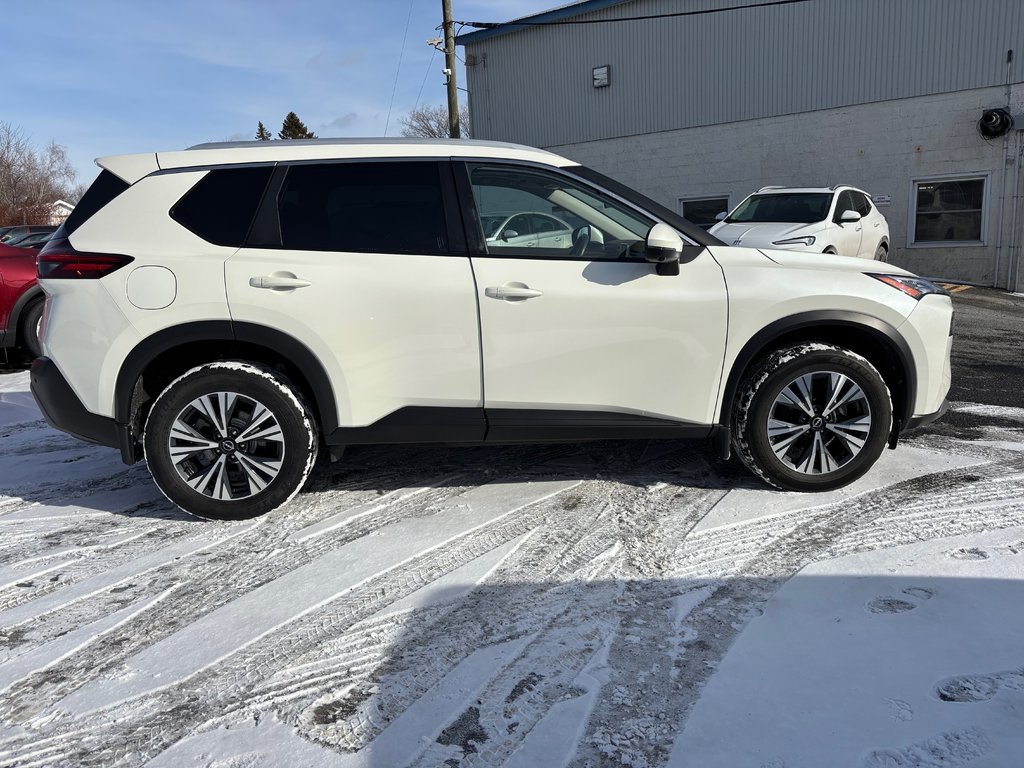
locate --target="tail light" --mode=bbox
[37,237,133,279]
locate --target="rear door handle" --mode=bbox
[485,284,543,301]
[249,275,311,290]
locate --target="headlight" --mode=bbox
[868,273,949,300]
[771,236,816,246]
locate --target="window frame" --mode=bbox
[907,172,989,248]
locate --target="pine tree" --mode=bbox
[278,112,316,140]
[255,121,272,141]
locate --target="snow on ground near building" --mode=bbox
[0,369,1021,767]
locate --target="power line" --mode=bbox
[459,0,815,29]
[385,0,417,136]
[413,48,438,110]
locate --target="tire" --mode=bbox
[732,343,892,492]
[874,244,888,262]
[143,362,319,520]
[19,300,44,359]
[822,247,838,255]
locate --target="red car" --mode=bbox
[0,241,44,358]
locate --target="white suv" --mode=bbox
[31,139,951,519]
[709,185,890,260]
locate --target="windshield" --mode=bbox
[727,193,832,224]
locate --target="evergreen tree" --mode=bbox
[278,112,316,140]
[255,121,272,141]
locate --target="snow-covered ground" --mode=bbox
[0,368,1021,767]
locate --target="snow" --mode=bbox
[671,529,1024,767]
[0,369,1022,767]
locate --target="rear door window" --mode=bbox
[276,161,450,255]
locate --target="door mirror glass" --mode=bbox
[840,209,861,223]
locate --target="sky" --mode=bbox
[6,0,560,186]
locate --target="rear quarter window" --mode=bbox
[171,166,273,247]
[63,170,130,235]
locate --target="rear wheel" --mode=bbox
[19,300,44,358]
[144,362,318,519]
[732,343,892,491]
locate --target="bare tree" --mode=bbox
[399,104,470,138]
[0,123,78,225]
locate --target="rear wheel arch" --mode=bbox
[115,322,337,461]
[718,312,916,452]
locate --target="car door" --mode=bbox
[225,159,482,436]
[831,190,863,256]
[855,192,883,257]
[458,161,729,434]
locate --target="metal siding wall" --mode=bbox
[462,0,1024,147]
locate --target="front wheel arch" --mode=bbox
[732,343,892,490]
[717,313,915,455]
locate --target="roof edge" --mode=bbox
[455,0,630,45]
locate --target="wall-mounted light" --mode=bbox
[592,65,610,88]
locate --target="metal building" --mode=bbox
[457,0,1024,289]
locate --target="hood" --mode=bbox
[756,247,915,276]
[709,220,823,247]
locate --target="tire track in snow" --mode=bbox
[0,479,580,766]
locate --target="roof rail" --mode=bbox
[829,183,850,191]
[757,185,787,192]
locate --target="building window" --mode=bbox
[680,197,729,230]
[911,176,987,245]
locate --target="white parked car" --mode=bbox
[485,211,574,250]
[31,139,949,519]
[709,185,890,260]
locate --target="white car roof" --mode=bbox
[753,185,864,194]
[96,138,578,185]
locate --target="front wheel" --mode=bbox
[732,344,892,492]
[874,244,888,262]
[144,362,319,519]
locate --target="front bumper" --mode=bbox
[31,356,121,450]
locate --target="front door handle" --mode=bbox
[485,284,543,301]
[249,275,311,290]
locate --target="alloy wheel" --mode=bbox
[766,371,872,474]
[168,391,285,500]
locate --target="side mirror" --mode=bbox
[645,223,683,276]
[840,209,861,223]
[715,211,728,221]
[500,229,518,241]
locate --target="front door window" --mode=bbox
[468,164,654,261]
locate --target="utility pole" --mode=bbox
[442,0,461,138]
